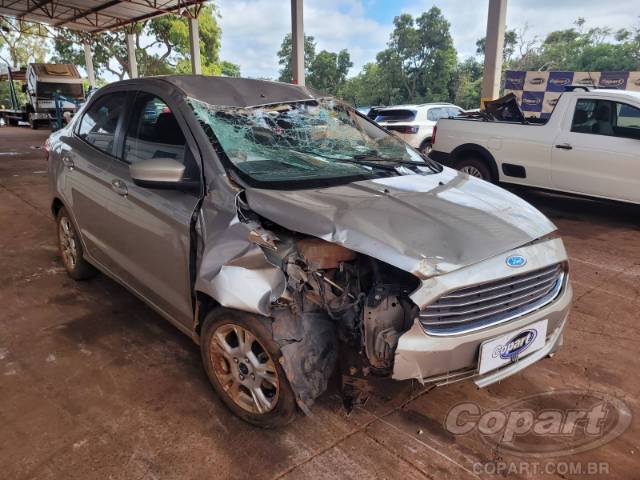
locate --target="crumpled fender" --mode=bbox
[194,204,285,316]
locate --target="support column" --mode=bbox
[481,0,507,101]
[126,32,138,79]
[290,0,304,85]
[189,16,202,75]
[83,42,96,88]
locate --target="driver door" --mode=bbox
[551,96,640,203]
[103,90,202,327]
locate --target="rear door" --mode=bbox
[551,96,640,203]
[100,89,202,326]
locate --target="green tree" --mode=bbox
[277,33,316,82]
[307,49,352,94]
[378,7,457,103]
[0,18,48,68]
[476,29,518,63]
[451,57,483,109]
[52,4,239,80]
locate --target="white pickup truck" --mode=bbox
[430,88,640,205]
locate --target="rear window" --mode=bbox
[375,109,416,123]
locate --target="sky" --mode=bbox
[216,0,640,79]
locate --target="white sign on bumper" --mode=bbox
[478,319,548,375]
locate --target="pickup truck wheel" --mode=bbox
[201,308,297,428]
[56,207,98,280]
[455,157,493,182]
[419,140,432,155]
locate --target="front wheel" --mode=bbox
[200,308,298,428]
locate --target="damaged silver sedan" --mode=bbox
[47,76,572,427]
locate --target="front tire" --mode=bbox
[56,207,98,280]
[200,308,297,428]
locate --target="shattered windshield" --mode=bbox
[188,97,436,187]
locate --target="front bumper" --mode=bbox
[392,238,572,386]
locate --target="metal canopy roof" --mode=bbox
[0,0,206,34]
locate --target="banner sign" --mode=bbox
[503,70,640,118]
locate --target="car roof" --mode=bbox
[377,103,459,111]
[113,75,325,108]
[567,89,640,101]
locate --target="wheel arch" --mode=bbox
[451,143,499,182]
[51,197,65,218]
[194,291,220,337]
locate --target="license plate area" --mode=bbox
[478,319,548,375]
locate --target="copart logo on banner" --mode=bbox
[444,390,631,458]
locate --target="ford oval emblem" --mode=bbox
[506,255,526,268]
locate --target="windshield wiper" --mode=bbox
[353,153,442,174]
[292,149,400,173]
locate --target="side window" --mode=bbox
[77,92,127,155]
[427,108,443,122]
[571,99,619,137]
[124,94,186,164]
[614,102,640,140]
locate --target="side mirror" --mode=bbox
[21,84,28,93]
[130,158,188,189]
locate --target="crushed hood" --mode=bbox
[245,168,556,279]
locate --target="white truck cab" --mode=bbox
[24,63,84,129]
[430,88,640,205]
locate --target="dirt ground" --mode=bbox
[1,126,638,480]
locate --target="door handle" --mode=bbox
[61,155,75,170]
[111,179,128,196]
[555,143,573,150]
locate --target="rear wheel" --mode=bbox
[200,308,297,428]
[56,207,98,280]
[455,155,494,182]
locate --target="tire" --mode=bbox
[200,307,298,428]
[56,207,98,280]
[419,140,432,156]
[455,155,494,182]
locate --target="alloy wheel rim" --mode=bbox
[460,165,483,178]
[58,216,78,270]
[209,323,279,414]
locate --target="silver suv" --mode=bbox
[48,76,572,427]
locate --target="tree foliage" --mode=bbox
[51,4,239,80]
[0,18,48,68]
[276,33,352,95]
[277,33,317,82]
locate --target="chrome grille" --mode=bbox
[419,264,565,335]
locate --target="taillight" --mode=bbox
[44,138,51,160]
[432,125,437,146]
[389,125,419,134]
